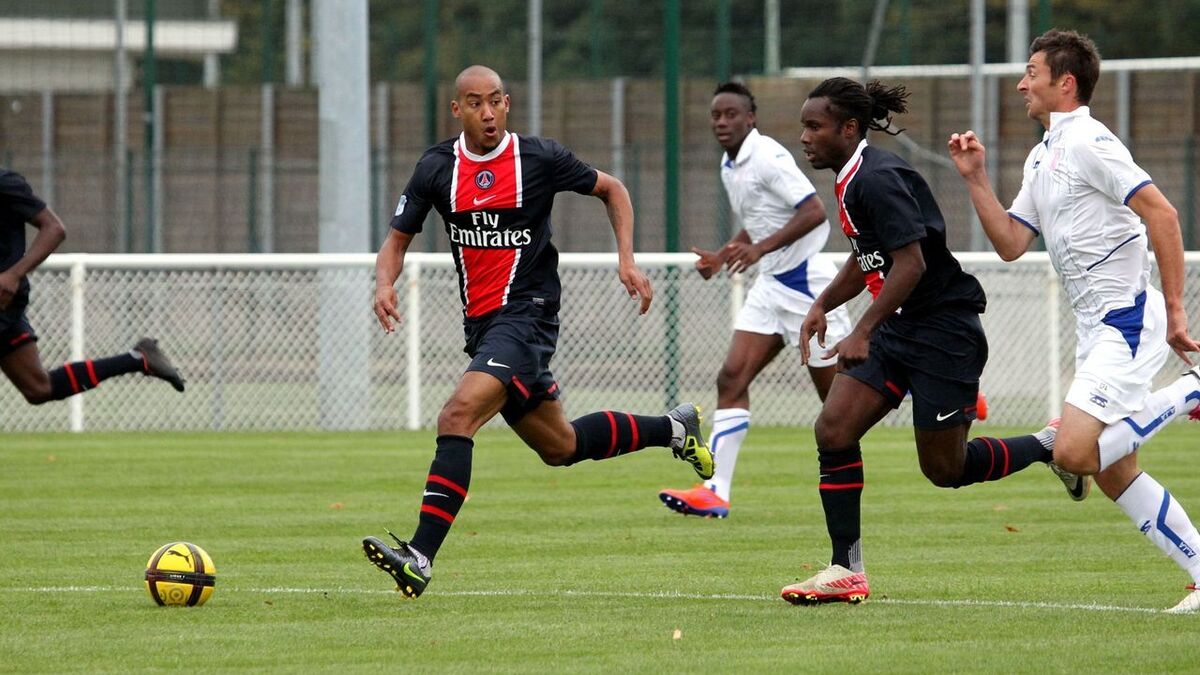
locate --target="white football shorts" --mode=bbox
[735,256,852,368]
[1066,286,1169,424]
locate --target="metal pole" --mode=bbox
[316,0,371,429]
[664,0,681,409]
[286,0,304,87]
[152,84,163,252]
[115,0,129,251]
[716,0,731,82]
[41,90,54,206]
[423,0,438,253]
[1007,0,1029,64]
[610,76,625,253]
[143,0,156,253]
[764,0,780,75]
[528,0,543,136]
[610,77,625,184]
[259,83,275,252]
[261,0,277,84]
[861,0,889,81]
[405,260,422,430]
[374,82,390,249]
[1116,69,1131,145]
[68,261,86,432]
[204,0,220,87]
[969,0,985,250]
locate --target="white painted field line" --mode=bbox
[2,585,1168,614]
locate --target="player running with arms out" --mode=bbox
[779,77,1084,606]
[658,82,851,519]
[363,65,713,599]
[0,169,184,404]
[949,29,1200,613]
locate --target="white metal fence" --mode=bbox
[4,251,1199,433]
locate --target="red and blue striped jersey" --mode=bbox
[391,132,598,319]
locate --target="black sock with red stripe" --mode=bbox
[959,435,1051,486]
[818,445,865,572]
[409,435,473,563]
[47,352,143,400]
[566,411,672,463]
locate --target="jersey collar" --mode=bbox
[458,130,513,162]
[1044,105,1090,144]
[836,139,869,183]
[724,128,762,168]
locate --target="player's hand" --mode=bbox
[1165,306,1200,365]
[619,262,654,314]
[723,241,762,274]
[373,285,403,333]
[691,246,721,280]
[947,130,987,179]
[800,305,828,364]
[831,328,871,370]
[0,269,19,310]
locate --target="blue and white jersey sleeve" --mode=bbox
[761,146,817,208]
[1073,135,1152,206]
[1007,147,1042,235]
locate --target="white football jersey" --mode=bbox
[719,129,830,276]
[1007,106,1154,326]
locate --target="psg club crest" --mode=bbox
[475,170,495,190]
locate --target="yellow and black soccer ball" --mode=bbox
[144,542,216,606]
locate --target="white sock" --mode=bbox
[1115,472,1200,584]
[703,408,750,502]
[1098,372,1200,472]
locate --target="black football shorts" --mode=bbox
[842,305,988,430]
[463,301,561,425]
[0,306,37,358]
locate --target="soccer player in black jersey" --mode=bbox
[778,78,1082,606]
[362,65,714,599]
[0,169,184,404]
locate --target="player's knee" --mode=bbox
[1051,448,1097,476]
[536,445,575,467]
[18,379,53,405]
[920,462,963,489]
[436,398,477,435]
[715,365,747,399]
[814,414,852,450]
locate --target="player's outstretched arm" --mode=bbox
[1129,184,1200,363]
[833,242,924,369]
[593,170,652,314]
[948,130,1035,260]
[373,229,414,333]
[0,207,65,310]
[726,195,827,274]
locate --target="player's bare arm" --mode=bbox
[800,251,867,363]
[1128,184,1200,363]
[0,207,65,310]
[948,130,1036,260]
[725,196,827,274]
[373,229,414,333]
[592,170,653,314]
[834,242,924,369]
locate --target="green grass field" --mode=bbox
[4,426,1198,673]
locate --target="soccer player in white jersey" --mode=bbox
[658,82,852,518]
[950,29,1200,613]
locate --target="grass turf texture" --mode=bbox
[3,426,1197,672]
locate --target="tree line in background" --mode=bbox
[212,0,1200,86]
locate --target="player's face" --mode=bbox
[452,76,510,154]
[710,93,755,154]
[1018,51,1069,126]
[800,97,856,171]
